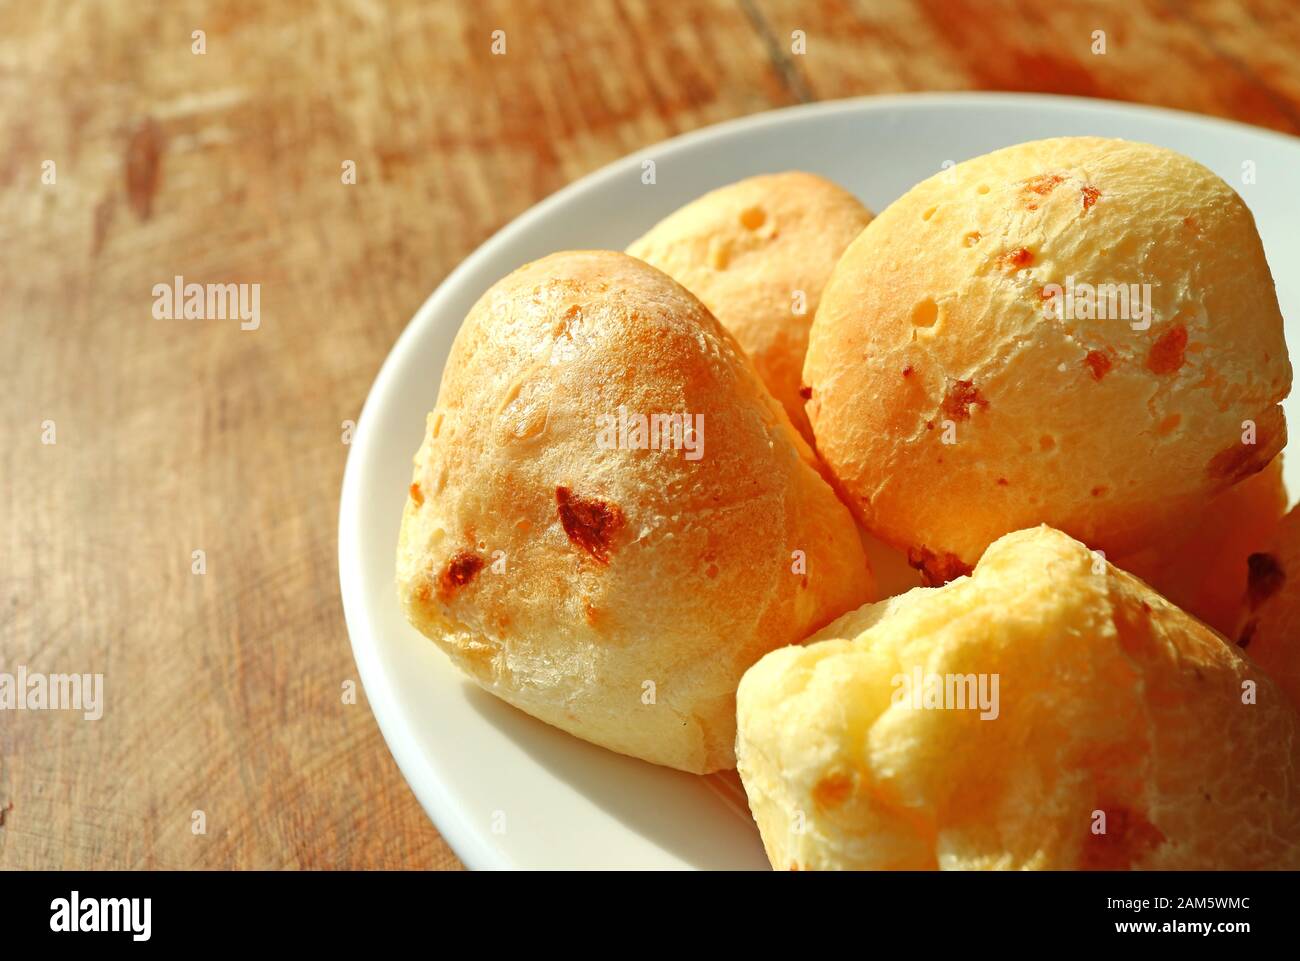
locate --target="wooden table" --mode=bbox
[3,0,1298,871]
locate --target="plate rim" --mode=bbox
[337,90,1300,870]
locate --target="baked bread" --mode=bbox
[1237,503,1300,708]
[736,525,1300,870]
[397,250,873,774]
[628,172,872,443]
[804,137,1291,584]
[1114,456,1286,636]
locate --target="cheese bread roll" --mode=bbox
[736,526,1300,869]
[628,172,872,443]
[805,138,1290,585]
[397,251,873,774]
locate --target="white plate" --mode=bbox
[338,93,1300,870]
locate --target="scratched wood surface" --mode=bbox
[2,0,1298,871]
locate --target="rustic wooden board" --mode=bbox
[2,0,1297,870]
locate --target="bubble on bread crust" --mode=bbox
[906,546,972,587]
[911,298,939,328]
[498,378,552,442]
[963,231,981,247]
[1146,324,1188,375]
[922,205,939,221]
[1246,552,1286,609]
[799,385,813,399]
[941,379,987,421]
[976,184,990,195]
[739,206,766,231]
[556,486,625,565]
[437,550,485,600]
[1080,807,1166,870]
[1081,185,1101,212]
[409,482,424,506]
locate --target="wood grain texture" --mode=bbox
[1,0,1297,870]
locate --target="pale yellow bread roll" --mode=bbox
[628,172,873,443]
[1237,504,1300,708]
[1115,456,1286,636]
[805,137,1291,585]
[397,251,873,774]
[736,526,1300,870]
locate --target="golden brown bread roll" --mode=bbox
[736,525,1300,870]
[627,172,872,443]
[1237,504,1300,708]
[804,137,1291,585]
[1114,456,1286,636]
[397,250,873,774]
